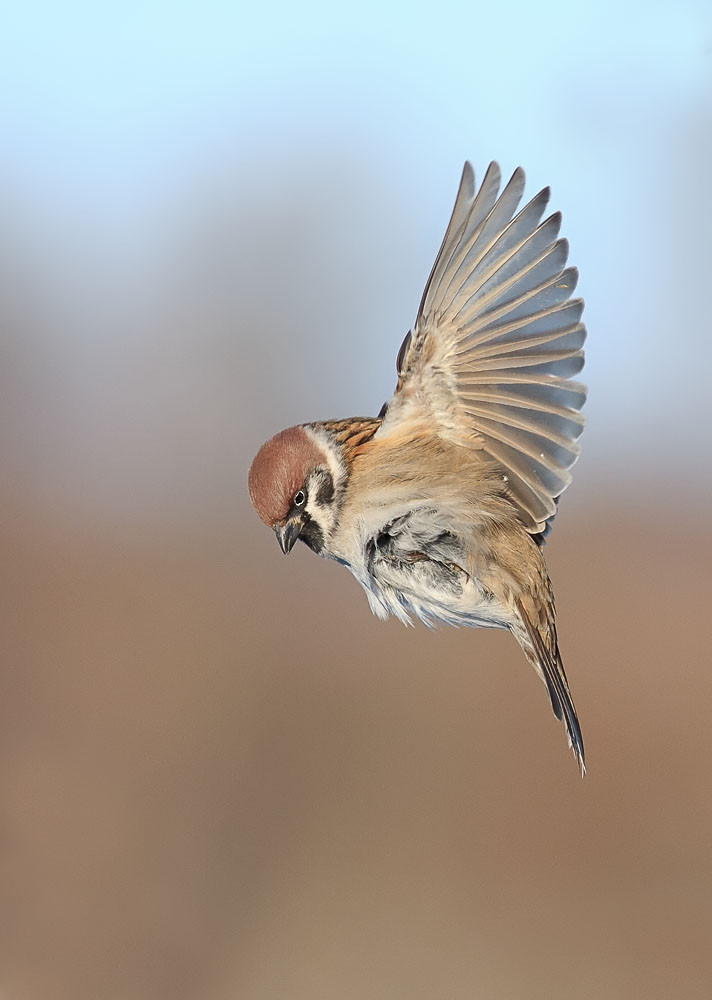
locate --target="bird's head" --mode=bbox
[248,425,345,555]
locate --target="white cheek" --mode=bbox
[306,500,332,535]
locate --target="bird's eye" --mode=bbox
[293,489,306,507]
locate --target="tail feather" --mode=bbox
[514,597,585,776]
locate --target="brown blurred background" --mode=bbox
[2,3,712,998]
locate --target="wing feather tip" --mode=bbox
[561,265,579,291]
[460,160,476,198]
[555,235,569,261]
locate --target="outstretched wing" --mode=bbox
[380,162,586,535]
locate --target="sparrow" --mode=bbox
[248,162,587,773]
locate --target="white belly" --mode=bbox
[347,548,512,631]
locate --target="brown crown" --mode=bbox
[248,426,324,526]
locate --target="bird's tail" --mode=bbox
[514,598,585,776]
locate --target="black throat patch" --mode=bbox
[299,512,324,554]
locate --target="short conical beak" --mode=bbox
[275,516,303,554]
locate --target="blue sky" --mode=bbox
[1,1,708,201]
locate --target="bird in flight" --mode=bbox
[249,162,587,773]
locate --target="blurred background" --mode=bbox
[2,1,712,997]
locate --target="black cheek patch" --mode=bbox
[315,472,334,506]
